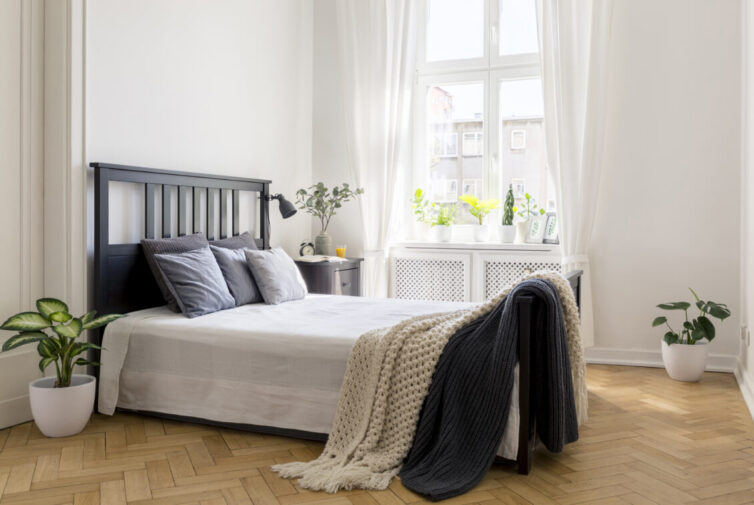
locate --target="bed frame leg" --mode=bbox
[516,296,535,475]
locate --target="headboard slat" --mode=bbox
[232,189,240,236]
[145,183,156,239]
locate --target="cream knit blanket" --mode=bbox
[272,272,586,492]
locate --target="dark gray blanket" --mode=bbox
[399,279,579,501]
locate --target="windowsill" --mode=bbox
[394,240,560,252]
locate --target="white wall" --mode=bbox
[0,0,45,428]
[86,0,313,255]
[311,0,365,254]
[588,0,742,370]
[738,0,754,417]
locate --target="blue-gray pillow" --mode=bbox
[210,245,262,306]
[244,248,308,305]
[210,231,258,251]
[154,247,235,318]
[141,233,209,312]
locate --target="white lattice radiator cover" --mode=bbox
[484,258,562,299]
[390,248,562,303]
[392,256,468,302]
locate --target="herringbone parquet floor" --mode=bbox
[1,365,753,505]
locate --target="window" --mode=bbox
[463,132,484,156]
[415,0,552,227]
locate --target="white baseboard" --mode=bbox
[734,363,754,421]
[585,347,737,373]
[0,395,32,429]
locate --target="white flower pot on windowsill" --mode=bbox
[499,225,515,243]
[473,224,489,242]
[29,374,96,437]
[431,225,452,242]
[661,341,708,382]
[515,221,529,244]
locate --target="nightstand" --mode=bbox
[294,258,363,296]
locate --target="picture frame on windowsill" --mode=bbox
[543,212,559,244]
[525,213,547,244]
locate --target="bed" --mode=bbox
[91,162,582,474]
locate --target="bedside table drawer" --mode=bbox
[334,268,360,296]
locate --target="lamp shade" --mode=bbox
[276,195,297,219]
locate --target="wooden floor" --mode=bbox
[0,365,753,505]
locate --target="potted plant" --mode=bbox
[296,182,364,255]
[459,194,500,242]
[411,188,456,242]
[499,185,515,243]
[651,289,730,382]
[512,193,545,243]
[0,298,124,437]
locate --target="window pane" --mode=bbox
[426,0,484,62]
[498,78,554,215]
[499,0,539,56]
[427,82,484,223]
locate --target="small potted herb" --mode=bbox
[458,194,500,242]
[0,298,124,437]
[499,185,515,243]
[652,289,730,382]
[412,188,457,242]
[512,193,545,243]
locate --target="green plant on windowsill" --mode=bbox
[0,298,125,387]
[513,192,545,221]
[411,188,457,227]
[502,185,515,226]
[458,194,500,225]
[651,289,730,345]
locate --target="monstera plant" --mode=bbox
[1,298,124,388]
[652,289,730,383]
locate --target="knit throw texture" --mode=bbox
[271,271,587,493]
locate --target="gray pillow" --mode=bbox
[244,248,308,305]
[210,232,258,250]
[142,233,209,312]
[210,245,262,306]
[153,247,235,318]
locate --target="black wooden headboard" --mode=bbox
[92,162,271,315]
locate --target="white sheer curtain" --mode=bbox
[335,0,417,298]
[538,0,614,347]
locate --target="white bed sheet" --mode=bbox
[99,294,519,459]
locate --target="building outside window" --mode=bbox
[415,0,556,226]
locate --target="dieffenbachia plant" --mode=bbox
[652,289,730,345]
[0,298,125,387]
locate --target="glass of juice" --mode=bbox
[335,245,346,258]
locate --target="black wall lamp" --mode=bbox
[267,193,297,219]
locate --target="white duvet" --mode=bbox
[99,294,519,459]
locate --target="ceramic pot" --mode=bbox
[431,225,452,242]
[515,220,529,243]
[473,224,489,242]
[314,232,332,256]
[661,341,708,382]
[29,374,95,437]
[499,225,515,243]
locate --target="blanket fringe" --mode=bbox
[272,458,396,493]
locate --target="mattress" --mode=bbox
[98,294,519,459]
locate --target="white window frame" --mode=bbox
[414,0,542,212]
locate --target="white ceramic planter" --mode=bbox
[515,221,529,243]
[661,341,708,382]
[473,224,490,242]
[431,225,452,242]
[29,374,96,437]
[499,225,515,243]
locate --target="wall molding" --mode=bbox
[734,362,754,421]
[585,346,737,373]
